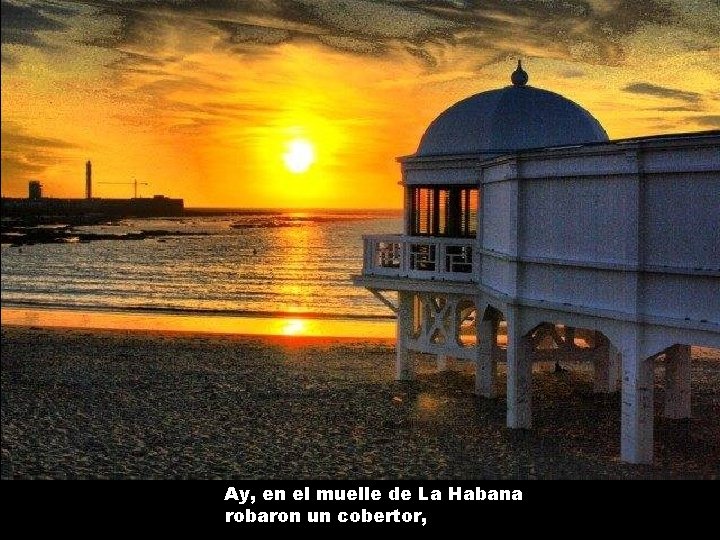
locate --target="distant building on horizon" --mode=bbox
[86,160,92,200]
[354,61,720,465]
[2,162,183,221]
[28,180,42,200]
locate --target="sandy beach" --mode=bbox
[1,326,718,479]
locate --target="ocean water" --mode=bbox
[0,211,401,320]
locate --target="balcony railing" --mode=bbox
[362,234,477,283]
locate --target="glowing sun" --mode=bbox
[283,138,315,174]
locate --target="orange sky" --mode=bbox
[1,0,719,208]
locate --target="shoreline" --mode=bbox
[0,300,396,320]
[0,306,396,340]
[0,323,395,347]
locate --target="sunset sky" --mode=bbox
[2,0,719,208]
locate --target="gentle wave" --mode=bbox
[1,213,402,320]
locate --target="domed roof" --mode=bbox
[417,61,608,157]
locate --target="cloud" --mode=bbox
[316,34,385,55]
[35,0,689,70]
[1,49,18,67]
[0,122,77,186]
[695,115,720,128]
[653,106,698,112]
[2,0,713,90]
[1,1,64,38]
[133,74,223,96]
[289,0,458,40]
[559,68,585,79]
[623,82,702,103]
[0,0,72,47]
[2,126,76,150]
[211,20,291,47]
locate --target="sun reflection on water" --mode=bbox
[281,318,306,335]
[0,307,395,339]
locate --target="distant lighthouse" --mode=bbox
[85,160,92,199]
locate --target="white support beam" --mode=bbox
[594,337,621,394]
[564,326,575,350]
[594,343,611,393]
[436,355,449,372]
[368,288,398,314]
[475,319,497,398]
[620,334,655,464]
[396,291,414,381]
[664,344,691,419]
[506,308,532,428]
[609,344,622,393]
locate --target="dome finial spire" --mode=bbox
[511,59,528,86]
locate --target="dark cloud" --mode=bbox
[316,34,386,55]
[0,123,77,187]
[559,68,585,79]
[3,128,76,150]
[58,0,687,69]
[211,20,291,46]
[0,0,71,46]
[695,115,720,128]
[0,0,90,70]
[1,49,19,67]
[623,82,702,103]
[1,1,66,32]
[198,101,281,118]
[654,106,699,112]
[3,1,718,102]
[104,49,169,74]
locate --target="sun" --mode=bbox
[283,138,315,174]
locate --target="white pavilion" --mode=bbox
[354,61,720,464]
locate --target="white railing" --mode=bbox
[362,234,477,283]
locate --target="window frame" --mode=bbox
[410,185,478,238]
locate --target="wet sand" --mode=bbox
[1,326,718,479]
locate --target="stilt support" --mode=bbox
[437,355,449,372]
[506,309,531,429]
[621,338,654,464]
[396,291,414,381]
[664,344,691,419]
[594,336,621,394]
[475,319,497,398]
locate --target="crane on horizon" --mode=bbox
[98,179,148,198]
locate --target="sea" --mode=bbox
[0,210,402,337]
